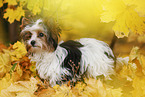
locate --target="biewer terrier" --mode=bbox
[20,18,128,87]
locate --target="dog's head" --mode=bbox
[20,18,61,54]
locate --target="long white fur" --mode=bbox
[78,38,115,77]
[29,38,115,86]
[22,19,127,87]
[29,46,68,86]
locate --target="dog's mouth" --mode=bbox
[30,44,41,48]
[32,45,40,48]
[26,44,42,52]
[26,46,39,56]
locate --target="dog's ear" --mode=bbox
[20,17,31,42]
[20,17,30,30]
[47,34,58,50]
[45,18,61,50]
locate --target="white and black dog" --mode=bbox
[20,19,128,87]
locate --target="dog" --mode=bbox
[20,18,128,87]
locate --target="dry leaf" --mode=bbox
[37,87,56,97]
[0,43,7,52]
[0,50,11,78]
[0,77,38,97]
[101,0,145,38]
[4,7,25,24]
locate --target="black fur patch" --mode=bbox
[59,40,84,83]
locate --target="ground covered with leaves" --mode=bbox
[0,41,145,97]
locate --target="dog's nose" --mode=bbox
[31,40,36,46]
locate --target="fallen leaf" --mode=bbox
[37,87,55,97]
[4,6,25,23]
[132,76,145,97]
[101,0,145,38]
[0,50,11,78]
[4,0,17,5]
[0,0,3,7]
[9,41,27,61]
[106,88,122,97]
[52,84,75,97]
[129,47,139,61]
[11,63,23,82]
[0,77,38,97]
[0,43,7,52]
[26,0,43,15]
[0,74,13,93]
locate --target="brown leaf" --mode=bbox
[20,56,31,71]
[37,88,56,97]
[0,43,7,52]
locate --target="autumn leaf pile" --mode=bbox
[0,41,145,97]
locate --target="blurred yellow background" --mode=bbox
[0,0,144,56]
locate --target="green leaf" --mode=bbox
[10,63,17,78]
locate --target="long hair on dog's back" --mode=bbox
[20,18,128,87]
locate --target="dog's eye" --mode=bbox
[39,33,44,37]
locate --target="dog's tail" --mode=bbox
[115,57,129,71]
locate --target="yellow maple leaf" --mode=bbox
[0,74,13,93]
[16,92,34,97]
[106,88,122,97]
[15,6,25,21]
[0,0,3,7]
[26,0,43,15]
[10,41,27,61]
[13,41,26,52]
[83,79,108,97]
[101,0,145,38]
[53,85,75,97]
[101,0,126,23]
[0,50,11,78]
[11,64,23,82]
[129,47,139,61]
[113,7,145,37]
[132,76,145,97]
[133,0,145,17]
[129,46,145,76]
[0,77,38,97]
[124,0,145,17]
[37,78,123,97]
[4,0,17,5]
[4,6,25,23]
[37,88,56,97]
